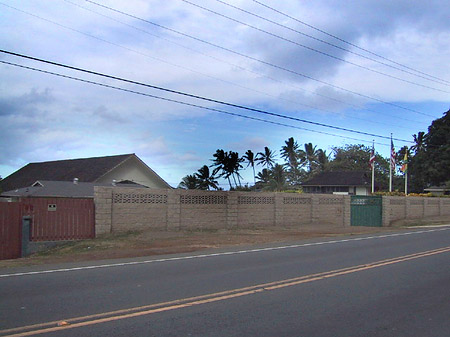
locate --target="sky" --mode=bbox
[0,0,449,188]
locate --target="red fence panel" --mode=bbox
[22,198,95,241]
[0,202,22,260]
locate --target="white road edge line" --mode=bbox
[1,227,449,278]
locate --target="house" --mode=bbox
[1,180,147,200]
[0,153,171,192]
[301,171,372,195]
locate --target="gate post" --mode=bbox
[382,197,390,227]
[21,216,32,257]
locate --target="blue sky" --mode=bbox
[0,0,449,188]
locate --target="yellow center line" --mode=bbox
[2,246,449,337]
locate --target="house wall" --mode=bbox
[355,187,369,196]
[94,187,351,235]
[97,156,170,189]
[382,196,450,226]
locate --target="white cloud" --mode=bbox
[0,0,449,183]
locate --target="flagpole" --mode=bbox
[401,148,408,195]
[371,141,375,194]
[405,171,408,195]
[389,133,393,192]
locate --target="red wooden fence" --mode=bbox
[22,198,95,241]
[0,202,22,260]
[1,198,95,259]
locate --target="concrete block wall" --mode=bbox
[280,195,312,226]
[179,190,228,230]
[315,195,349,227]
[111,188,169,231]
[94,187,352,236]
[442,199,450,215]
[424,198,440,217]
[382,196,450,226]
[237,193,275,228]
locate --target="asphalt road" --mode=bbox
[1,226,449,337]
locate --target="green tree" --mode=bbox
[255,168,271,189]
[255,165,287,191]
[422,109,450,186]
[326,144,390,190]
[267,164,287,191]
[178,174,200,189]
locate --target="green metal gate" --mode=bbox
[351,196,382,227]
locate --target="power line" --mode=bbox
[82,0,436,118]
[251,0,450,86]
[0,54,411,145]
[180,0,450,94]
[3,0,414,130]
[211,0,450,87]
[0,59,392,147]
[59,0,426,125]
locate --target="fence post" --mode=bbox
[21,216,32,257]
[343,195,351,227]
[311,195,319,224]
[382,196,391,227]
[275,193,284,227]
[227,192,238,229]
[94,187,113,236]
[167,189,181,230]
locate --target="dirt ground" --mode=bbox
[1,217,449,269]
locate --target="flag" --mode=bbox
[390,140,396,170]
[401,151,408,173]
[369,145,375,169]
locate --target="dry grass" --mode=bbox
[1,222,448,269]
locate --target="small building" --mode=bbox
[424,186,450,196]
[0,153,171,192]
[301,171,372,195]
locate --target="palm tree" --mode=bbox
[256,146,276,168]
[411,132,425,154]
[255,168,271,189]
[211,149,243,189]
[227,151,244,187]
[195,165,219,190]
[316,149,329,172]
[280,137,302,185]
[268,164,287,191]
[304,143,319,172]
[178,174,200,189]
[280,137,299,167]
[243,150,256,185]
[211,149,233,189]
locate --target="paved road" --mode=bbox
[1,226,449,336]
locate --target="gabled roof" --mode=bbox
[302,171,370,186]
[0,154,135,192]
[1,180,147,198]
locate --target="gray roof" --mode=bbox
[1,180,147,198]
[424,186,449,191]
[302,171,370,186]
[0,154,135,192]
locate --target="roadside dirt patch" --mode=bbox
[0,225,421,269]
